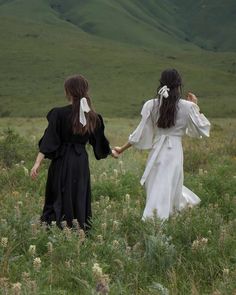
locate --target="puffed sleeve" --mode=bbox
[128,100,155,149]
[89,115,111,160]
[186,103,211,138]
[38,108,61,159]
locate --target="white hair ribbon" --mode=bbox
[158,85,170,107]
[80,97,91,127]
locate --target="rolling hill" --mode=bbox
[0,0,236,118]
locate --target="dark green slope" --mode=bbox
[0,0,236,118]
[49,0,236,51]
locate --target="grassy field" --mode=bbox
[0,117,235,294]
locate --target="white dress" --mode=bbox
[128,99,211,220]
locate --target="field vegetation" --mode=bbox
[0,117,235,294]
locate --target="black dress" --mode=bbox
[38,105,111,229]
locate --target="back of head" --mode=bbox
[64,75,99,135]
[156,69,182,129]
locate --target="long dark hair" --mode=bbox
[64,75,99,134]
[156,69,182,129]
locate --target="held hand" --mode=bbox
[187,92,198,104]
[30,162,40,180]
[111,149,119,159]
[114,146,123,154]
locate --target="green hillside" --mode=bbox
[0,0,236,117]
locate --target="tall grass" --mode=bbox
[0,118,235,294]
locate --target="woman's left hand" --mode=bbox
[30,162,41,180]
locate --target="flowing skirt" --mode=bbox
[41,144,92,229]
[142,137,200,220]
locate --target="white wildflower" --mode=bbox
[112,240,119,249]
[47,242,53,254]
[33,257,41,271]
[223,268,229,276]
[12,282,22,295]
[23,166,29,176]
[1,237,8,248]
[28,245,36,256]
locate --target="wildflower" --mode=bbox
[17,201,23,206]
[47,242,53,254]
[61,220,67,229]
[12,191,19,197]
[1,219,7,225]
[125,194,130,202]
[79,229,86,242]
[97,235,104,243]
[92,263,103,278]
[106,204,111,210]
[101,223,107,235]
[105,196,110,203]
[92,263,110,294]
[21,272,30,282]
[65,260,71,269]
[12,282,21,295]
[113,169,118,178]
[51,221,56,227]
[123,208,128,216]
[114,259,124,270]
[91,174,95,182]
[94,201,100,208]
[119,160,123,168]
[23,166,29,176]
[198,168,203,175]
[103,209,107,219]
[112,220,119,230]
[1,237,8,248]
[223,268,229,276]
[28,245,36,256]
[33,257,41,271]
[126,246,131,255]
[112,240,119,249]
[31,223,37,236]
[133,242,141,252]
[72,219,79,229]
[100,172,107,180]
[191,237,208,251]
[220,229,226,243]
[63,227,72,240]
[201,238,208,245]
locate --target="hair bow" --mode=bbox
[80,97,91,127]
[158,85,170,108]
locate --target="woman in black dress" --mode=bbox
[31,75,116,229]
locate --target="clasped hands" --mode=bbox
[111,147,123,159]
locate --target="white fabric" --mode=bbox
[158,85,170,108]
[128,99,211,220]
[80,97,91,127]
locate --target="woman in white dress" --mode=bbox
[115,69,211,220]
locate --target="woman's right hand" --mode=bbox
[30,162,41,180]
[187,92,198,104]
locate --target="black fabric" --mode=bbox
[39,105,111,229]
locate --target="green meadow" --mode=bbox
[0,118,236,294]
